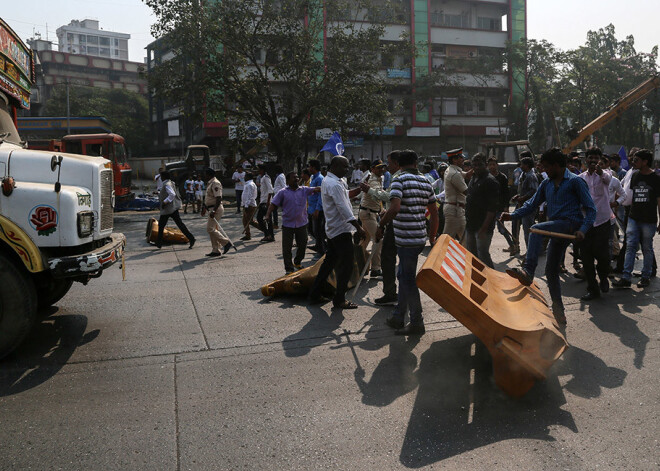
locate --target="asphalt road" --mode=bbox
[1,205,658,470]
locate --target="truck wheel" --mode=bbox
[37,278,73,310]
[0,253,37,359]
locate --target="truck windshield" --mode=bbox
[0,99,22,145]
[114,142,127,164]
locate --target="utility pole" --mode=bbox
[66,79,71,134]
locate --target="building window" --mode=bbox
[88,46,99,55]
[88,36,99,45]
[100,48,111,57]
[477,17,502,31]
[80,34,87,43]
[431,12,469,28]
[114,38,119,47]
[100,37,111,46]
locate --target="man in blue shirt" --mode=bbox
[307,159,326,253]
[501,148,597,325]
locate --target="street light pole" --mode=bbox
[66,79,71,134]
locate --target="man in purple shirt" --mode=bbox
[579,147,613,300]
[267,172,321,274]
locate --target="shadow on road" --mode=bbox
[583,295,651,369]
[281,307,344,357]
[396,334,625,468]
[0,312,99,397]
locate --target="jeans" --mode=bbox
[157,210,194,247]
[623,218,657,280]
[281,226,308,272]
[392,245,425,326]
[495,211,514,247]
[523,220,576,311]
[581,221,611,294]
[309,232,355,305]
[380,223,397,297]
[257,203,274,238]
[465,229,495,268]
[520,212,536,251]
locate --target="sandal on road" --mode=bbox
[333,301,358,310]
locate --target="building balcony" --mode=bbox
[431,28,508,48]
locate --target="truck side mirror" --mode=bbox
[51,155,63,192]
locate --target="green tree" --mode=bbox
[43,86,150,156]
[145,0,406,168]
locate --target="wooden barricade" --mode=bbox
[417,235,568,397]
[261,245,367,297]
[145,217,190,244]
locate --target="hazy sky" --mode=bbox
[3,1,659,63]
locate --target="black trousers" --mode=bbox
[380,223,397,297]
[309,232,354,305]
[235,189,243,212]
[282,226,308,272]
[273,207,279,227]
[256,203,274,238]
[157,210,194,247]
[581,222,611,294]
[312,211,328,253]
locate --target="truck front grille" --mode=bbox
[100,169,113,231]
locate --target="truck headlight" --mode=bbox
[77,211,94,238]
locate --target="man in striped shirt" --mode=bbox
[376,150,439,336]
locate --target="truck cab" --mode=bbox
[165,144,211,194]
[0,19,125,358]
[60,133,134,204]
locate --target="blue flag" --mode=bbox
[618,146,629,170]
[320,131,345,156]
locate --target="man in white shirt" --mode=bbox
[256,165,275,242]
[308,156,366,309]
[232,167,246,214]
[272,165,286,229]
[240,173,258,241]
[194,176,205,214]
[351,165,364,187]
[156,170,195,249]
[154,167,164,194]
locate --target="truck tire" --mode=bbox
[0,253,37,359]
[37,277,73,310]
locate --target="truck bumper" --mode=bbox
[48,233,126,279]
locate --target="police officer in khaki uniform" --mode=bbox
[201,168,236,257]
[442,148,469,242]
[358,159,387,277]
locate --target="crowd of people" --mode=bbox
[154,145,660,333]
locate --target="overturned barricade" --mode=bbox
[145,217,190,245]
[417,235,568,397]
[261,245,367,297]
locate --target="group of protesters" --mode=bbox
[154,144,660,333]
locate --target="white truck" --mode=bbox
[0,19,125,358]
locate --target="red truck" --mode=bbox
[28,133,134,203]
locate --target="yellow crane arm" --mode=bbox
[562,75,660,153]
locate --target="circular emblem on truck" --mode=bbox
[29,205,58,236]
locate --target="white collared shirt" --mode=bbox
[273,173,286,194]
[242,180,258,207]
[259,174,274,204]
[322,171,356,239]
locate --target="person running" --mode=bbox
[266,172,320,274]
[377,149,438,336]
[156,170,195,249]
[308,156,366,310]
[201,168,236,257]
[500,148,596,325]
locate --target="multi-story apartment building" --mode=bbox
[25,38,147,117]
[56,19,130,61]
[147,0,526,159]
